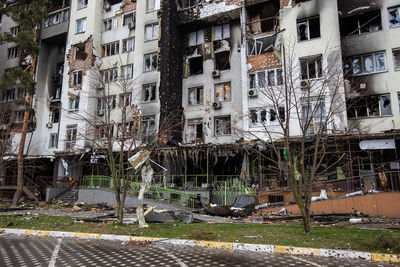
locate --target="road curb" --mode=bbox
[1,228,399,264]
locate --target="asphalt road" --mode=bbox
[0,235,393,266]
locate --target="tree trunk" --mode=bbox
[12,93,32,206]
[302,205,311,233]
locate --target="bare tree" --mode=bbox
[242,39,350,233]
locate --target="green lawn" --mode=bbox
[1,215,399,254]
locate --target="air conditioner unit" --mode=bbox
[248,89,258,98]
[300,80,310,89]
[128,22,135,29]
[212,70,220,78]
[46,122,52,128]
[97,110,104,116]
[104,3,111,11]
[212,101,222,109]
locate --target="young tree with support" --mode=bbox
[0,0,48,206]
[243,39,351,233]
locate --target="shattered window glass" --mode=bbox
[188,30,204,46]
[388,6,400,28]
[250,110,258,126]
[379,95,392,116]
[187,119,202,142]
[300,56,322,80]
[123,13,134,27]
[214,24,230,40]
[276,69,283,85]
[367,96,379,116]
[123,38,135,52]
[143,83,157,103]
[78,0,88,9]
[363,55,374,73]
[215,82,231,102]
[122,64,133,79]
[215,116,231,136]
[68,97,79,112]
[352,57,362,74]
[297,16,320,41]
[375,53,386,71]
[297,21,309,41]
[144,52,158,72]
[393,49,400,70]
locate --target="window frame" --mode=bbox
[97,95,116,111]
[49,133,58,148]
[143,52,158,72]
[214,82,231,102]
[392,48,400,71]
[142,83,157,103]
[188,86,203,106]
[297,16,321,42]
[186,118,203,143]
[122,64,134,79]
[77,0,88,10]
[101,67,118,83]
[188,29,204,46]
[214,116,231,136]
[347,94,392,119]
[144,22,159,41]
[300,55,322,80]
[349,51,387,75]
[7,46,20,59]
[76,18,86,34]
[65,125,77,149]
[122,37,135,53]
[71,70,83,86]
[146,0,160,13]
[68,97,80,112]
[102,41,120,57]
[214,24,230,40]
[119,92,132,107]
[249,107,285,127]
[388,5,400,28]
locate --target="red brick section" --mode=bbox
[247,52,281,71]
[67,37,95,90]
[121,0,136,13]
[225,0,242,6]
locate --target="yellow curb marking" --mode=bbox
[130,236,163,242]
[371,253,400,263]
[195,241,233,250]
[74,233,101,239]
[25,230,50,236]
[274,246,320,256]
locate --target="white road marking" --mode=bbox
[158,246,188,267]
[289,255,323,267]
[48,238,63,267]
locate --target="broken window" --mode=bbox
[188,87,203,106]
[347,94,392,118]
[76,18,86,33]
[77,0,88,9]
[144,52,158,72]
[8,47,20,59]
[339,10,382,37]
[147,0,160,12]
[257,72,266,88]
[49,133,58,148]
[102,41,119,57]
[122,37,134,52]
[215,51,230,71]
[214,24,230,40]
[215,82,231,102]
[122,64,133,79]
[300,55,322,80]
[68,97,79,112]
[10,26,19,37]
[249,107,284,127]
[187,118,203,143]
[392,49,400,70]
[51,107,60,123]
[103,17,118,31]
[101,68,118,83]
[141,115,156,143]
[97,96,116,111]
[123,13,135,27]
[145,23,159,41]
[71,70,82,86]
[247,35,276,56]
[143,83,157,103]
[215,116,231,136]
[119,92,132,107]
[178,0,201,10]
[349,52,387,75]
[66,125,77,149]
[74,43,87,61]
[188,57,203,75]
[388,6,400,28]
[297,16,321,41]
[188,30,204,46]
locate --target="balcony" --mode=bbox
[40,7,70,40]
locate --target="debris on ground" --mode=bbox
[202,195,256,217]
[311,189,328,202]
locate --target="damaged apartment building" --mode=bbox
[0,0,400,208]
